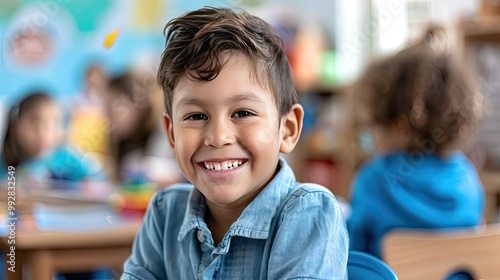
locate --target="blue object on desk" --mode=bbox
[347,250,398,280]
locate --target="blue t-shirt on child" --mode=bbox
[348,151,484,258]
[122,158,349,280]
[1,146,103,188]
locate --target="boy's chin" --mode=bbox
[205,195,239,206]
[203,190,249,207]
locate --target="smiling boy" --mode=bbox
[121,7,348,280]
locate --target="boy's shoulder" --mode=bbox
[280,182,338,211]
[287,182,335,198]
[271,182,345,232]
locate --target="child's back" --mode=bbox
[349,151,484,257]
[348,26,485,258]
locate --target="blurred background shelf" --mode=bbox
[463,18,500,43]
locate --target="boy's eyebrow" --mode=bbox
[227,93,267,106]
[176,98,201,110]
[176,93,267,110]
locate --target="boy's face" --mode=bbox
[164,54,302,209]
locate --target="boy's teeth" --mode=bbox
[203,160,243,171]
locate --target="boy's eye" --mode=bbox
[184,113,207,121]
[232,110,254,118]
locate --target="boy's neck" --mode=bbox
[205,202,246,245]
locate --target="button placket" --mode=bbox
[197,230,205,243]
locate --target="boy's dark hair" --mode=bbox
[2,93,53,167]
[157,7,298,119]
[355,26,483,154]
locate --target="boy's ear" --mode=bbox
[279,104,304,154]
[162,112,176,150]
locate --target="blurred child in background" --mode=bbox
[105,71,156,182]
[348,26,485,259]
[1,92,104,188]
[1,92,110,279]
[104,71,183,186]
[67,63,111,178]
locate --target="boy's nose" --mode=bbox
[204,118,236,148]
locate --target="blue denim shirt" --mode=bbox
[122,158,348,280]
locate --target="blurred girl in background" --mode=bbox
[1,92,110,279]
[1,92,103,189]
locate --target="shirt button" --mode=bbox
[197,230,205,242]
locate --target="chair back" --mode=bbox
[382,225,500,280]
[347,250,398,280]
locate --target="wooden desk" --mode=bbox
[0,214,141,280]
[479,170,500,224]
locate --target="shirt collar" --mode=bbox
[178,157,295,242]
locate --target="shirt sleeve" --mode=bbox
[121,193,167,280]
[268,187,349,280]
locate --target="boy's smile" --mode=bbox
[201,159,244,171]
[198,158,248,183]
[163,53,298,209]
